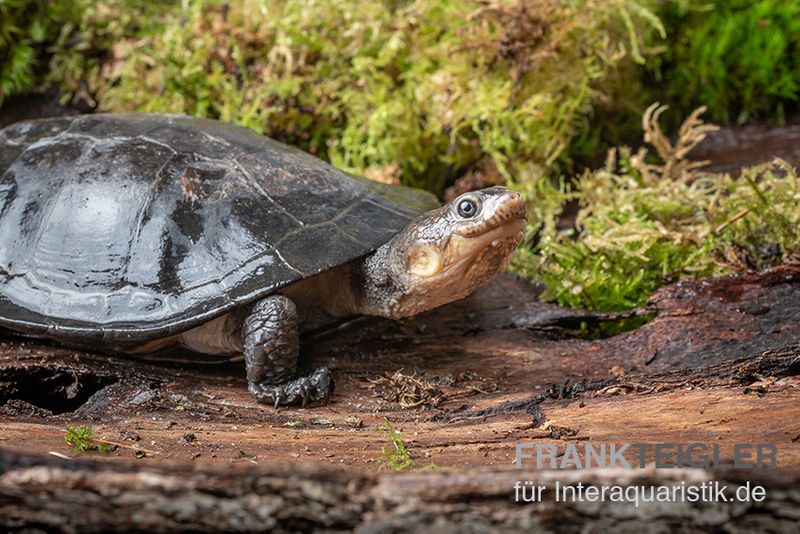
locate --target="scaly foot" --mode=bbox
[248,367,333,408]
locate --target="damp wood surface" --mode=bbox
[0,266,798,472]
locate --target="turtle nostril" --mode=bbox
[505,192,525,212]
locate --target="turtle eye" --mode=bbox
[456,197,480,219]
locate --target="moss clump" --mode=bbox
[45,0,179,107]
[513,104,800,311]
[0,0,175,106]
[648,0,800,126]
[44,0,661,193]
[0,0,81,103]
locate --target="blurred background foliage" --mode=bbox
[647,0,800,127]
[1,0,798,311]
[21,0,665,192]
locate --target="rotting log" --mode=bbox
[1,449,799,532]
[0,266,799,530]
[690,119,800,174]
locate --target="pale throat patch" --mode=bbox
[406,243,444,277]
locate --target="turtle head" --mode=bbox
[362,186,527,318]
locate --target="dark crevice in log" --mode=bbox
[0,367,119,416]
[443,342,800,424]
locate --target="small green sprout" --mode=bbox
[380,420,414,471]
[65,424,111,453]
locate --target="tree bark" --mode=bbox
[1,449,798,532]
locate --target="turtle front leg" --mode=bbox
[243,295,333,408]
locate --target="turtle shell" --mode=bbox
[0,114,438,344]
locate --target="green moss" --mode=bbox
[46,0,180,107]
[0,0,79,103]
[512,104,800,312]
[42,0,661,193]
[648,0,800,126]
[0,0,177,106]
[7,1,799,186]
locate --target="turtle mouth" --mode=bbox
[446,217,526,264]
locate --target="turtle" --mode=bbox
[0,113,527,407]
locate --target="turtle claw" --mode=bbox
[249,367,333,408]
